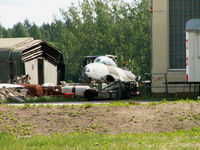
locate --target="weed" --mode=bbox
[37,109,40,114]
[193,114,200,120]
[32,113,38,116]
[91,124,98,129]
[48,128,53,131]
[0,111,4,115]
[23,104,31,109]
[129,118,133,122]
[47,111,52,115]
[146,99,170,107]
[106,107,111,112]
[178,116,187,121]
[46,104,52,108]
[146,118,150,121]
[10,117,18,123]
[57,111,63,115]
[38,104,45,107]
[187,112,193,117]
[100,113,105,116]
[84,103,93,109]
[68,111,77,117]
[79,110,86,115]
[108,101,130,107]
[128,101,140,105]
[65,105,69,110]
[45,118,51,122]
[103,128,110,133]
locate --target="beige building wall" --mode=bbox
[44,60,57,85]
[25,59,58,85]
[25,59,38,84]
[151,0,188,95]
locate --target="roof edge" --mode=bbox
[185,19,200,31]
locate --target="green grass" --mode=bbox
[5,96,87,103]
[0,128,200,150]
[5,98,200,108]
[3,94,200,104]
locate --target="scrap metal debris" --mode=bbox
[81,55,139,100]
[84,89,99,99]
[42,84,63,96]
[84,81,138,100]
[20,84,44,97]
[0,83,64,102]
[13,75,31,84]
[0,84,26,102]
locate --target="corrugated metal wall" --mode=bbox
[0,49,11,83]
[169,0,200,69]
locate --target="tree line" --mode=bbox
[0,0,151,82]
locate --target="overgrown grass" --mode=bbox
[3,94,200,104]
[0,128,200,150]
[5,96,87,103]
[5,98,200,109]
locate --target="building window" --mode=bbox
[169,0,200,69]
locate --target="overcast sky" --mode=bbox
[0,0,79,29]
[0,0,134,29]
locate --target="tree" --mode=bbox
[59,0,151,81]
[0,24,5,38]
[12,22,30,37]
[0,0,151,82]
[24,19,32,31]
[28,23,42,39]
[40,23,51,41]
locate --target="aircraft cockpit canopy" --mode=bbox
[94,56,117,67]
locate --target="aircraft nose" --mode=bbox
[82,69,92,83]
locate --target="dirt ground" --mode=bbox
[1,102,200,136]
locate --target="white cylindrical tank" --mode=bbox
[185,19,200,82]
[62,85,91,97]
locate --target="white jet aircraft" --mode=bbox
[82,56,136,83]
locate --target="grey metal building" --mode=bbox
[0,37,65,85]
[151,0,200,96]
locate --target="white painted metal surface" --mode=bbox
[0,84,24,89]
[62,85,91,97]
[83,56,136,83]
[42,83,55,87]
[186,31,200,81]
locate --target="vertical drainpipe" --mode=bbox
[150,0,153,71]
[150,0,153,93]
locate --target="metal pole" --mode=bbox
[164,73,168,99]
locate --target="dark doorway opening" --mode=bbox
[38,59,44,85]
